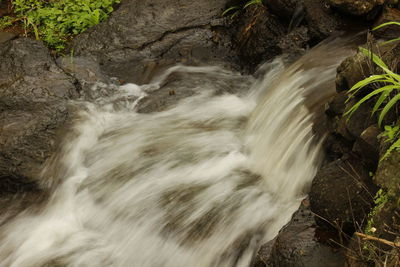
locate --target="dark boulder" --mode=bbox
[231,5,286,70]
[277,26,310,58]
[326,91,348,116]
[262,0,298,20]
[352,125,380,171]
[336,51,371,92]
[70,0,239,85]
[336,41,400,93]
[342,99,376,140]
[374,150,400,193]
[0,31,16,44]
[372,7,400,40]
[56,56,112,100]
[327,0,385,16]
[0,38,77,187]
[309,157,377,233]
[303,0,350,41]
[253,200,346,267]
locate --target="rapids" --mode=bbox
[0,39,352,267]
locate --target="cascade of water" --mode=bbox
[0,39,352,267]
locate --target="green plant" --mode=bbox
[344,47,400,127]
[0,16,14,29]
[5,0,120,51]
[222,0,263,18]
[365,189,389,236]
[372,21,400,44]
[380,124,400,159]
[344,22,400,160]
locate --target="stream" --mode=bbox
[0,39,352,267]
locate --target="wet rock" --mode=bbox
[326,91,348,116]
[265,0,357,42]
[0,31,16,44]
[252,239,274,266]
[336,40,400,93]
[303,0,350,41]
[352,125,380,171]
[380,42,400,72]
[336,52,371,92]
[56,56,112,100]
[343,99,376,140]
[255,200,346,267]
[57,56,110,85]
[137,66,253,113]
[71,0,238,84]
[327,0,385,16]
[374,150,400,192]
[0,38,77,185]
[373,7,400,40]
[262,0,298,20]
[324,132,354,162]
[277,26,310,57]
[309,157,377,233]
[232,5,285,70]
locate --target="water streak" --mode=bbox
[0,39,352,267]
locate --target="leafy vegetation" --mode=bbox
[345,24,400,160]
[372,21,400,44]
[344,47,400,128]
[0,0,120,51]
[222,0,263,18]
[344,22,400,266]
[380,124,400,159]
[365,189,389,237]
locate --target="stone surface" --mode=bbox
[264,0,356,42]
[343,99,376,140]
[309,157,377,233]
[253,200,346,267]
[0,38,77,187]
[336,51,371,92]
[262,0,298,20]
[303,0,349,41]
[352,125,380,171]
[374,150,400,192]
[326,91,348,116]
[0,31,16,44]
[231,5,285,71]
[327,0,385,16]
[70,0,238,85]
[336,41,400,93]
[373,7,400,40]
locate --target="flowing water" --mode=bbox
[0,39,353,267]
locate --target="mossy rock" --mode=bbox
[374,150,400,195]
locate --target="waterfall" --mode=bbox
[0,39,352,267]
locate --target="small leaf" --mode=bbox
[381,138,400,160]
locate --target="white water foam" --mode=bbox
[0,40,352,267]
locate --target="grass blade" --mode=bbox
[378,94,400,126]
[372,21,400,31]
[373,93,390,115]
[348,75,388,93]
[244,0,262,8]
[382,37,400,45]
[222,6,240,16]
